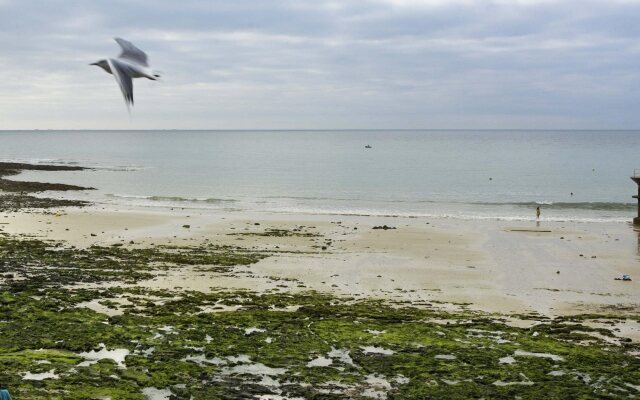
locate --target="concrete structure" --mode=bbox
[632,170,640,225]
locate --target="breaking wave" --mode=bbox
[473,201,635,211]
[106,194,237,204]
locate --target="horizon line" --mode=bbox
[2,128,640,132]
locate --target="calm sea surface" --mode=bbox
[2,130,639,222]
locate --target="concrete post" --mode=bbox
[632,176,640,225]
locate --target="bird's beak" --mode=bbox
[89,62,98,66]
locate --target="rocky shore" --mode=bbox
[0,162,91,211]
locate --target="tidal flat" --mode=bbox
[0,162,639,399]
[0,233,639,399]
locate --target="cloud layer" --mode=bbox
[1,0,639,129]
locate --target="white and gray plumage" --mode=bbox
[91,38,160,111]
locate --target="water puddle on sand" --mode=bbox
[328,347,357,367]
[181,354,225,366]
[269,305,302,312]
[22,369,59,380]
[361,346,394,355]
[493,373,534,386]
[77,344,129,368]
[307,356,333,367]
[226,354,251,363]
[136,346,155,356]
[548,370,565,376]
[226,362,286,376]
[245,327,266,335]
[466,328,511,344]
[142,387,173,400]
[182,353,287,386]
[317,380,355,395]
[493,380,534,386]
[76,297,133,317]
[514,349,564,362]
[362,374,392,399]
[625,382,640,392]
[198,303,243,313]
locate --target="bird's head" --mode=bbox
[90,59,111,73]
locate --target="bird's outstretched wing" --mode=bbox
[114,37,148,67]
[108,59,134,110]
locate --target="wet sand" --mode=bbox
[2,205,638,320]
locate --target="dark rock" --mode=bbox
[0,162,94,193]
[373,225,396,230]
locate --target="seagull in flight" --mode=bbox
[91,38,160,111]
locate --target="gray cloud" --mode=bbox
[0,0,639,129]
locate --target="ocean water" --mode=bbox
[2,130,639,222]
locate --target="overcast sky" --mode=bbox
[1,0,639,129]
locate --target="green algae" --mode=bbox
[1,234,639,399]
[0,235,267,289]
[229,227,321,238]
[2,286,638,399]
[0,194,89,212]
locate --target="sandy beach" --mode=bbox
[3,205,638,319]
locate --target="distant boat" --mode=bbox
[365,145,372,149]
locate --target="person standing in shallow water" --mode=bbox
[536,206,541,219]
